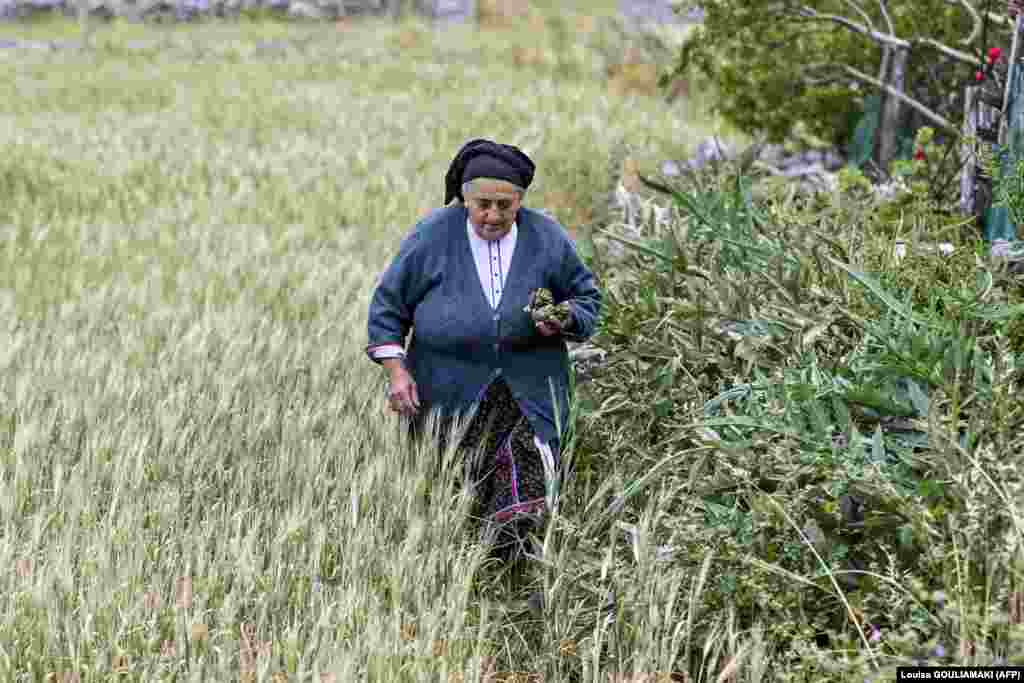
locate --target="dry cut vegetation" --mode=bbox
[575,136,1024,679]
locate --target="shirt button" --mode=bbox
[493,314,500,321]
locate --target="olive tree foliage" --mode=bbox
[671,0,1020,155]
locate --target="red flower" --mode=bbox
[976,70,986,81]
[989,47,1003,62]
[914,149,926,161]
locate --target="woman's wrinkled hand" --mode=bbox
[525,288,572,337]
[535,319,563,337]
[387,366,420,415]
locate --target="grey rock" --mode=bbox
[687,136,732,169]
[756,145,846,176]
[0,0,425,21]
[137,0,191,22]
[0,0,65,18]
[823,149,844,171]
[286,0,324,19]
[619,0,680,25]
[417,0,474,23]
[781,161,826,178]
[182,0,210,12]
[660,159,681,177]
[757,143,788,167]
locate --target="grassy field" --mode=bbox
[0,7,740,681]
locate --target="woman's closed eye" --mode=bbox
[473,199,514,212]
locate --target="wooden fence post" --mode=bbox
[962,16,1024,225]
[1000,14,1024,147]
[961,85,980,216]
[876,46,908,173]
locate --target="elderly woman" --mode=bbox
[366,139,602,559]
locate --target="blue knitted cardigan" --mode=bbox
[366,205,602,445]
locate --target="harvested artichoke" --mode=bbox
[524,288,573,329]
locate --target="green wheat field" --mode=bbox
[0,6,734,681]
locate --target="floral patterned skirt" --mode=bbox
[412,377,556,558]
[465,377,552,517]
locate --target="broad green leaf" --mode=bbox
[848,94,881,169]
[905,379,930,417]
[827,256,933,327]
[871,425,885,463]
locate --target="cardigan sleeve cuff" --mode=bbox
[367,343,406,362]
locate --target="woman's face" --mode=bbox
[465,179,522,242]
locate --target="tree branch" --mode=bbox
[842,0,875,32]
[793,5,910,49]
[793,4,979,66]
[941,0,1013,28]
[841,64,958,134]
[956,0,983,45]
[914,37,977,66]
[876,0,894,36]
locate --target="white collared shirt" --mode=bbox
[466,218,517,310]
[370,219,517,360]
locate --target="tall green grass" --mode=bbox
[0,9,740,682]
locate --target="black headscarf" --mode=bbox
[444,139,536,206]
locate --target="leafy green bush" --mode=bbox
[671,1,1010,152]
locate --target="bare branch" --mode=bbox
[876,0,894,36]
[793,5,910,49]
[956,0,982,46]
[795,5,979,67]
[874,0,893,84]
[941,0,1013,29]
[801,76,845,86]
[797,65,853,87]
[841,64,958,134]
[913,37,977,65]
[842,0,875,31]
